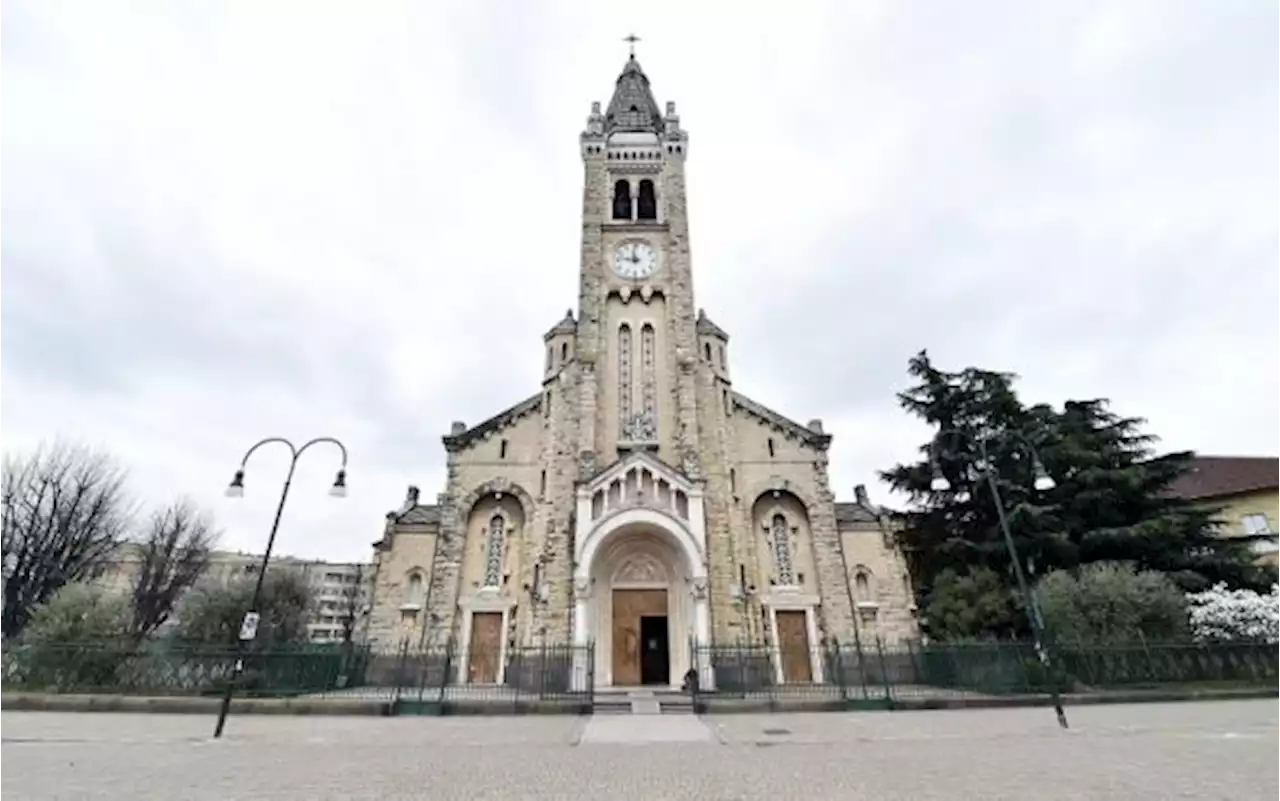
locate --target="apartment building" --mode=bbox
[91,544,374,643]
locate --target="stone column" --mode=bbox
[571,577,591,691]
[692,576,714,690]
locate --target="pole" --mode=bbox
[211,435,346,739]
[213,458,298,738]
[983,468,1068,729]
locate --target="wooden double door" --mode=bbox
[612,589,671,686]
[775,610,813,683]
[467,612,503,684]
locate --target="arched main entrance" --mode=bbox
[572,508,711,688]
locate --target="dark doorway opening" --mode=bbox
[639,615,670,685]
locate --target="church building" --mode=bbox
[367,53,917,688]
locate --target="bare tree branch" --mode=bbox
[338,563,366,644]
[129,498,218,637]
[2,440,135,639]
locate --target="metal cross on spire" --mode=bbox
[623,33,641,58]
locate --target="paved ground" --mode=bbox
[2,700,1275,800]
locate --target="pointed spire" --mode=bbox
[605,44,663,135]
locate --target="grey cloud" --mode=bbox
[3,0,1275,558]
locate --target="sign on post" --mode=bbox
[239,611,260,641]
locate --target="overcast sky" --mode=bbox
[3,1,1276,563]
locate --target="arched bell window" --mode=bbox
[636,179,657,220]
[612,179,632,220]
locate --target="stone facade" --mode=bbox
[366,55,917,682]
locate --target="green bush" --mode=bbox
[10,584,135,690]
[23,583,132,645]
[921,567,1020,641]
[1036,562,1190,646]
[172,568,313,648]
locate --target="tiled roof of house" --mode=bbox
[1166,456,1278,501]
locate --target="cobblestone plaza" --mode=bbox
[3,701,1276,800]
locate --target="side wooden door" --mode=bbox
[467,612,503,684]
[775,610,813,683]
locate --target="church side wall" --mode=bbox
[435,411,545,646]
[839,523,918,645]
[727,411,857,647]
[693,363,754,644]
[366,522,439,650]
[534,367,583,643]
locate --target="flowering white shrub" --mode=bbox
[1185,583,1279,643]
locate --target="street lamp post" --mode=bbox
[928,428,1069,730]
[212,436,349,739]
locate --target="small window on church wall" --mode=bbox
[560,342,569,360]
[618,324,633,426]
[637,179,657,220]
[640,324,657,417]
[729,468,736,493]
[539,470,546,498]
[767,438,776,458]
[704,342,712,360]
[612,179,632,220]
[718,344,725,366]
[484,515,505,588]
[499,439,508,459]
[405,573,425,606]
[771,514,795,585]
[546,346,553,371]
[855,571,872,600]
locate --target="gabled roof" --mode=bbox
[834,502,879,525]
[442,393,543,452]
[696,309,729,340]
[544,309,576,339]
[1166,456,1278,501]
[394,505,440,525]
[730,391,832,450]
[584,449,696,494]
[605,56,663,135]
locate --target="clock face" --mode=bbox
[613,241,658,280]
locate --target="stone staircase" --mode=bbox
[593,687,696,715]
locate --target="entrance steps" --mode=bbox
[594,687,696,715]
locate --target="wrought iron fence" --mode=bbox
[7,637,1269,712]
[1,640,597,711]
[0,639,599,706]
[1,641,370,698]
[384,643,595,713]
[691,638,1279,707]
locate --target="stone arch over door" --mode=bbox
[750,488,825,685]
[456,477,537,524]
[749,489,816,591]
[572,507,711,688]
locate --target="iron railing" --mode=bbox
[690,638,1279,707]
[1,640,594,710]
[6,638,1270,712]
[1,641,370,698]
[382,643,595,713]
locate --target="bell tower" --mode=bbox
[575,43,698,478]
